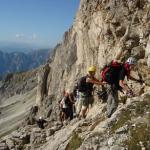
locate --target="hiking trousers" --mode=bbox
[106,85,119,118]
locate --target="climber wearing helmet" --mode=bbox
[101,57,142,118]
[78,66,104,119]
[119,57,139,95]
[36,116,47,129]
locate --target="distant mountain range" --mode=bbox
[0,49,51,78]
[0,41,49,53]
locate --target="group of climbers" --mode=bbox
[58,66,104,124]
[33,50,143,127]
[59,52,143,124]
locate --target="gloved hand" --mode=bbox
[126,89,134,98]
[137,79,144,84]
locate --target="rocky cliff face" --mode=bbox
[37,0,150,116]
[53,0,149,92]
[0,0,150,149]
[35,0,150,149]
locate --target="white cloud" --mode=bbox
[32,33,37,39]
[15,33,38,41]
[15,33,24,39]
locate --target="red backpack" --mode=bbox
[101,61,130,84]
[101,61,121,84]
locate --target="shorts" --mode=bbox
[80,93,94,107]
[62,108,68,114]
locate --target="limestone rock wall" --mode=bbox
[37,0,150,117]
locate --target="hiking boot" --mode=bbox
[107,114,112,118]
[73,113,77,117]
[122,98,127,104]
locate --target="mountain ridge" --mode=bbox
[0,49,51,77]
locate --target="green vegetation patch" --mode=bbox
[111,109,132,133]
[124,123,150,150]
[90,131,103,138]
[135,100,150,117]
[111,99,150,133]
[66,132,83,150]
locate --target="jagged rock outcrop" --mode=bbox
[0,70,37,99]
[36,0,150,118]
[53,0,149,94]
[37,93,150,150]
[36,64,50,115]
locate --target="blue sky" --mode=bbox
[0,0,80,48]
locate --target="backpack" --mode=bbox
[64,96,72,106]
[73,84,78,97]
[78,76,87,92]
[101,61,122,84]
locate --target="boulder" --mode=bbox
[131,45,145,59]
[30,128,46,149]
[11,131,22,138]
[5,139,15,149]
[46,129,55,137]
[0,142,9,150]
[115,125,128,134]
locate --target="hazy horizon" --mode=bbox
[0,0,80,48]
[0,41,51,53]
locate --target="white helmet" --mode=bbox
[126,57,137,65]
